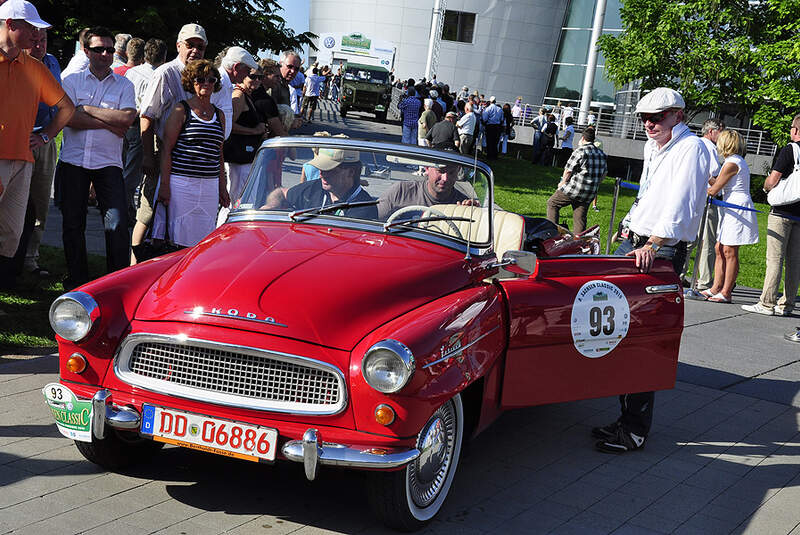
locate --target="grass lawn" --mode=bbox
[0,155,780,350]
[0,246,106,350]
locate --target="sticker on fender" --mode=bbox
[140,404,278,462]
[42,383,93,442]
[571,280,630,358]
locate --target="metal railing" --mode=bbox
[513,104,778,157]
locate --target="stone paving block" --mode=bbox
[192,510,263,533]
[588,489,653,523]
[672,512,745,535]
[115,504,186,533]
[226,516,320,535]
[31,504,109,533]
[627,510,680,534]
[682,463,742,493]
[714,479,779,506]
[437,506,507,532]
[152,518,227,535]
[469,495,532,521]
[81,519,152,535]
[550,480,615,510]
[611,523,665,535]
[641,483,713,523]
[494,509,564,534]
[493,478,560,504]
[549,510,624,535]
[644,457,703,482]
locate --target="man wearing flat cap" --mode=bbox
[593,87,709,454]
[132,23,235,263]
[265,148,376,219]
[0,0,75,288]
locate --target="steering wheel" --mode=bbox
[385,205,464,240]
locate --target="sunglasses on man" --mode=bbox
[87,46,115,55]
[639,110,674,124]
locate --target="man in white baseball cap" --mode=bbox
[1,0,75,289]
[592,87,709,454]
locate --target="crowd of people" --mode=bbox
[0,0,308,290]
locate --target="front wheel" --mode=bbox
[367,394,463,532]
[376,111,387,123]
[75,430,163,470]
[340,105,348,118]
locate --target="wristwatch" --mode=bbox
[646,242,662,253]
[39,132,50,144]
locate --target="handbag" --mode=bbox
[508,127,516,141]
[768,143,800,206]
[131,203,184,262]
[223,93,263,164]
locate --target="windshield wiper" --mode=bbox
[383,216,474,232]
[289,200,379,220]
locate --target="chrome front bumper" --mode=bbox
[90,390,420,478]
[282,429,420,480]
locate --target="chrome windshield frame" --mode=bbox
[227,137,496,258]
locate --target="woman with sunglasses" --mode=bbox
[222,66,267,206]
[153,59,229,247]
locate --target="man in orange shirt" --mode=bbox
[0,0,74,288]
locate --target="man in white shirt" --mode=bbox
[133,23,233,261]
[456,101,476,155]
[122,38,166,226]
[593,87,709,455]
[56,26,136,289]
[684,119,724,289]
[301,66,325,122]
[61,27,89,77]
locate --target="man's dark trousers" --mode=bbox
[613,237,687,437]
[58,162,129,287]
[485,123,502,159]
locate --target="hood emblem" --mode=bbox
[184,307,288,328]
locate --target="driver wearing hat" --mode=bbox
[264,147,377,219]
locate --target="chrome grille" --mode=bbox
[118,337,346,415]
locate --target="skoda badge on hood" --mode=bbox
[184,306,287,328]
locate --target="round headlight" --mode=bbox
[345,87,353,96]
[49,292,100,342]
[362,340,414,393]
[382,93,390,100]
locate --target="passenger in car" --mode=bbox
[377,163,478,220]
[263,147,377,219]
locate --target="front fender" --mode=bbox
[56,251,188,386]
[349,284,506,438]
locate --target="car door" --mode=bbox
[498,256,683,408]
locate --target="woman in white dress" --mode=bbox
[703,130,759,303]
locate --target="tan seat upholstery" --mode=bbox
[431,204,525,259]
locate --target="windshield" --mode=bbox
[234,140,492,246]
[343,67,389,84]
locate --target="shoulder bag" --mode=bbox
[223,93,263,164]
[768,143,800,206]
[131,203,184,262]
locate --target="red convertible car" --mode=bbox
[44,138,682,531]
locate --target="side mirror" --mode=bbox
[493,250,538,279]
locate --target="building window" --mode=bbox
[442,10,476,43]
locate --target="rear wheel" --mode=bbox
[367,394,463,532]
[75,430,163,470]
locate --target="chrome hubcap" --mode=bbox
[408,401,455,507]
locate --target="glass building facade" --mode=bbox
[545,0,623,108]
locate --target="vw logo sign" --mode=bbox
[324,37,335,48]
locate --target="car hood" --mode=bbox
[135,222,472,350]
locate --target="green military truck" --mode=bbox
[338,62,392,122]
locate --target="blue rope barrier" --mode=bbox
[619,181,640,191]
[710,197,800,222]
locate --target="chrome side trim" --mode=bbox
[92,389,141,440]
[283,428,420,477]
[114,333,348,416]
[422,325,501,369]
[645,284,681,294]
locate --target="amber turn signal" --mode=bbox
[374,404,396,426]
[66,353,87,374]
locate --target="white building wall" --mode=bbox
[309,0,566,105]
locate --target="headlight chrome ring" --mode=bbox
[362,339,415,393]
[49,292,100,342]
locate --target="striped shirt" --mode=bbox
[171,104,224,179]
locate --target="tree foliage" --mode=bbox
[597,0,800,144]
[36,0,316,68]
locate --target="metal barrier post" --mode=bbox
[605,177,621,254]
[684,195,712,300]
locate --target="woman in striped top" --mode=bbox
[154,59,229,247]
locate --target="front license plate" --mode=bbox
[140,404,278,462]
[375,105,386,111]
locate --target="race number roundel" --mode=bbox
[571,280,630,358]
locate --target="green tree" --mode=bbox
[37,0,316,67]
[597,0,800,144]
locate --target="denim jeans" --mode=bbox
[612,237,686,437]
[401,123,418,145]
[58,162,130,286]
